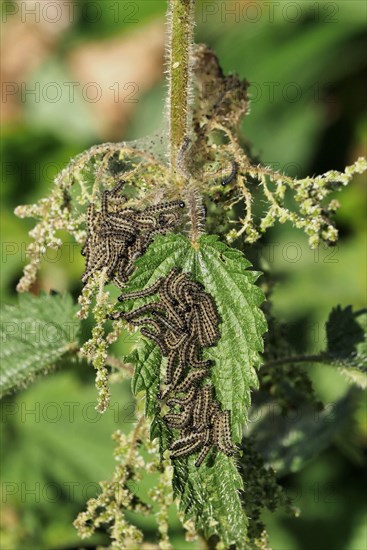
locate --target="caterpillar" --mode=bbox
[213,410,235,456]
[140,328,168,356]
[169,432,205,459]
[109,268,234,467]
[165,350,179,385]
[118,277,163,301]
[81,181,185,287]
[222,161,238,186]
[164,402,195,429]
[172,368,208,394]
[166,386,197,407]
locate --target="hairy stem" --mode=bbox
[167,0,195,173]
[263,353,331,368]
[106,355,134,375]
[127,416,146,466]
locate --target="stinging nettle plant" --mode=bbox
[2,1,367,548]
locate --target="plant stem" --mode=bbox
[127,416,146,466]
[167,0,195,173]
[263,353,331,369]
[106,355,134,375]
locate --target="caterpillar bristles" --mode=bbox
[106,267,234,466]
[194,444,212,468]
[81,181,184,287]
[166,386,197,407]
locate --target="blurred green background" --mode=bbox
[1,1,366,549]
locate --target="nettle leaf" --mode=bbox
[130,337,248,546]
[174,453,248,547]
[126,338,172,463]
[0,293,80,398]
[124,233,267,441]
[250,392,356,476]
[126,338,171,449]
[326,306,364,358]
[121,233,267,546]
[326,307,367,389]
[130,338,160,416]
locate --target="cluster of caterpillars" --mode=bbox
[81,180,185,287]
[110,268,235,467]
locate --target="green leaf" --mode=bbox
[251,392,356,476]
[337,364,367,389]
[326,307,367,388]
[123,233,267,442]
[120,233,267,546]
[0,370,133,550]
[0,292,80,398]
[326,306,364,358]
[127,337,171,451]
[173,453,248,548]
[129,335,249,546]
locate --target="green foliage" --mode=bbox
[2,0,366,548]
[250,394,356,477]
[261,304,367,393]
[121,233,267,442]
[0,293,80,398]
[326,307,367,386]
[174,453,248,548]
[259,361,322,412]
[238,439,293,541]
[128,338,170,451]
[116,233,267,546]
[129,337,263,548]
[0,370,134,550]
[261,313,322,411]
[130,339,161,418]
[326,306,365,359]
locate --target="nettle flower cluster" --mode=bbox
[73,420,195,550]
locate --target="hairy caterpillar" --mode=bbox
[221,160,238,186]
[81,181,185,287]
[110,268,234,467]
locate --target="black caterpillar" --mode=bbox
[81,180,185,288]
[110,268,235,467]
